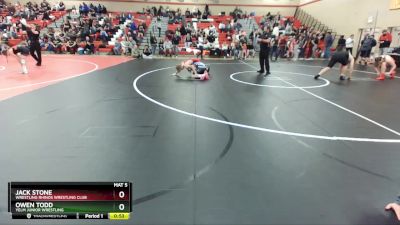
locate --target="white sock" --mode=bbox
[22,65,28,74]
[20,59,28,74]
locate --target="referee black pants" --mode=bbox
[30,43,42,65]
[259,50,270,73]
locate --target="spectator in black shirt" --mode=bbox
[337,35,346,49]
[158,38,165,55]
[150,33,158,55]
[83,36,94,54]
[172,34,181,57]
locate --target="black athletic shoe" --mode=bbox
[257,70,265,73]
[314,74,320,79]
[265,72,271,75]
[36,63,41,66]
[339,75,345,81]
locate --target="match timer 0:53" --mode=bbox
[109,212,130,220]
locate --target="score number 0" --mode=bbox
[118,191,125,211]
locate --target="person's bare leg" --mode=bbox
[9,49,28,74]
[339,65,347,80]
[387,60,397,79]
[172,63,184,76]
[171,70,180,76]
[389,65,397,79]
[347,55,354,80]
[385,203,400,221]
[339,65,345,74]
[376,62,386,80]
[381,62,387,75]
[320,67,331,75]
[18,55,28,74]
[189,65,196,74]
[315,67,331,79]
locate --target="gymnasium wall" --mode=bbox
[300,0,400,37]
[16,0,299,16]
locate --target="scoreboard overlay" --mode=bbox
[8,182,132,220]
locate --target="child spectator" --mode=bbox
[221,41,229,58]
[150,33,158,55]
[185,34,192,50]
[158,38,165,55]
[113,40,122,55]
[171,34,181,57]
[142,45,153,58]
[66,38,77,54]
[164,38,173,57]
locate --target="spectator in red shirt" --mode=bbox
[379,29,392,55]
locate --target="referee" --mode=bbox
[21,19,41,66]
[257,26,271,76]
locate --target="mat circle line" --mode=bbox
[133,66,400,143]
[230,70,330,89]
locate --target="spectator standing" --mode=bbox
[272,23,279,37]
[150,33,158,55]
[324,32,333,58]
[379,29,392,55]
[293,36,301,60]
[316,34,325,58]
[304,36,312,59]
[158,38,164,55]
[298,35,306,59]
[185,34,192,49]
[270,35,279,61]
[278,35,287,58]
[345,34,354,54]
[337,35,346,49]
[156,18,162,37]
[311,34,318,58]
[287,36,296,59]
[359,34,376,65]
[221,41,228,58]
[171,34,181,57]
[198,35,204,59]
